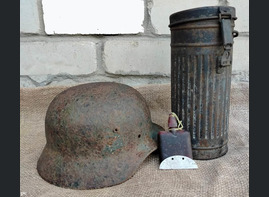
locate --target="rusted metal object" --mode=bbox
[158,113,197,169]
[169,6,238,159]
[37,82,164,189]
[158,113,193,162]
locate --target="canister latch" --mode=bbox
[217,7,238,74]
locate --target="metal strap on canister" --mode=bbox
[218,7,239,73]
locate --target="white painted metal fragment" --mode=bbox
[159,155,198,170]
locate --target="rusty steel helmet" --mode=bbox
[37,82,163,190]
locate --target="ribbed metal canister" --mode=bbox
[169,6,238,159]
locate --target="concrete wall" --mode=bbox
[20,0,249,87]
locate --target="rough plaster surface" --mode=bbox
[20,74,171,87]
[20,0,41,33]
[20,40,97,75]
[227,0,249,32]
[42,0,144,34]
[150,0,219,34]
[233,36,249,72]
[104,38,170,76]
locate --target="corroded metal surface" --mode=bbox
[159,130,193,161]
[158,113,193,162]
[169,6,237,160]
[37,82,164,189]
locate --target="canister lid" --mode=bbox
[169,6,236,28]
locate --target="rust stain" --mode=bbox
[37,82,164,189]
[169,6,237,160]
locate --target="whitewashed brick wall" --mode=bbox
[151,0,219,35]
[104,38,170,76]
[20,0,249,87]
[20,38,98,75]
[20,0,41,33]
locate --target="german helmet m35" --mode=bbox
[37,82,163,189]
